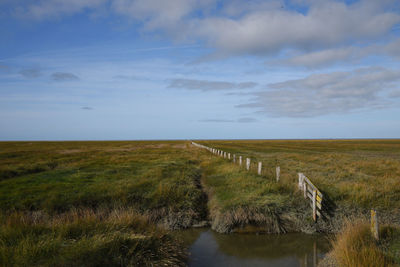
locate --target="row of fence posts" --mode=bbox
[191,142,281,182]
[191,141,325,222]
[191,142,383,235]
[192,142,327,221]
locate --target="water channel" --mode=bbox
[176,228,331,267]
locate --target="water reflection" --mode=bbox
[177,229,330,267]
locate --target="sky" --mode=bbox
[1,0,400,140]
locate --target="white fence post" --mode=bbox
[228,153,231,160]
[276,166,280,182]
[312,189,317,222]
[371,210,379,240]
[298,173,303,190]
[246,158,250,171]
[239,156,242,166]
[258,162,262,175]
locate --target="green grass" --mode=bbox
[0,208,186,266]
[198,139,400,210]
[202,157,294,210]
[1,139,399,265]
[0,141,204,215]
[0,141,205,266]
[198,154,308,233]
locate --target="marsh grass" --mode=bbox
[0,141,205,217]
[199,155,306,233]
[0,141,204,266]
[330,220,400,267]
[2,140,400,264]
[199,139,400,210]
[0,208,186,266]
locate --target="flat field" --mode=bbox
[1,140,399,266]
[198,139,400,211]
[0,141,205,266]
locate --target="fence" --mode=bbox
[191,141,324,222]
[298,173,323,221]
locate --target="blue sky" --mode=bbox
[1,0,400,140]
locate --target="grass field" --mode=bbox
[198,139,400,211]
[0,141,205,266]
[1,140,399,266]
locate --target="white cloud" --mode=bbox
[51,72,80,81]
[193,1,400,56]
[15,0,106,19]
[111,0,194,32]
[19,68,41,78]
[279,47,361,68]
[276,37,400,68]
[5,0,400,65]
[384,38,400,58]
[168,78,257,91]
[199,117,257,123]
[239,67,400,117]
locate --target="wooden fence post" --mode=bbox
[239,156,242,166]
[228,153,231,160]
[312,189,317,222]
[246,158,250,171]
[298,173,303,190]
[258,162,262,175]
[303,182,307,199]
[233,154,236,163]
[371,209,379,241]
[276,166,280,182]
[224,152,227,158]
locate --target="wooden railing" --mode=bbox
[298,173,323,222]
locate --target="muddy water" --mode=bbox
[176,229,331,267]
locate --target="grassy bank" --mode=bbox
[198,140,400,230]
[0,208,186,266]
[322,220,400,267]
[0,141,207,266]
[199,155,313,233]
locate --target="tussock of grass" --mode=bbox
[0,208,186,267]
[330,220,400,267]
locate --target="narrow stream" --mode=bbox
[176,228,331,267]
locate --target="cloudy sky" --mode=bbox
[1,0,400,140]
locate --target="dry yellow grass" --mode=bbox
[330,220,399,267]
[0,208,187,266]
